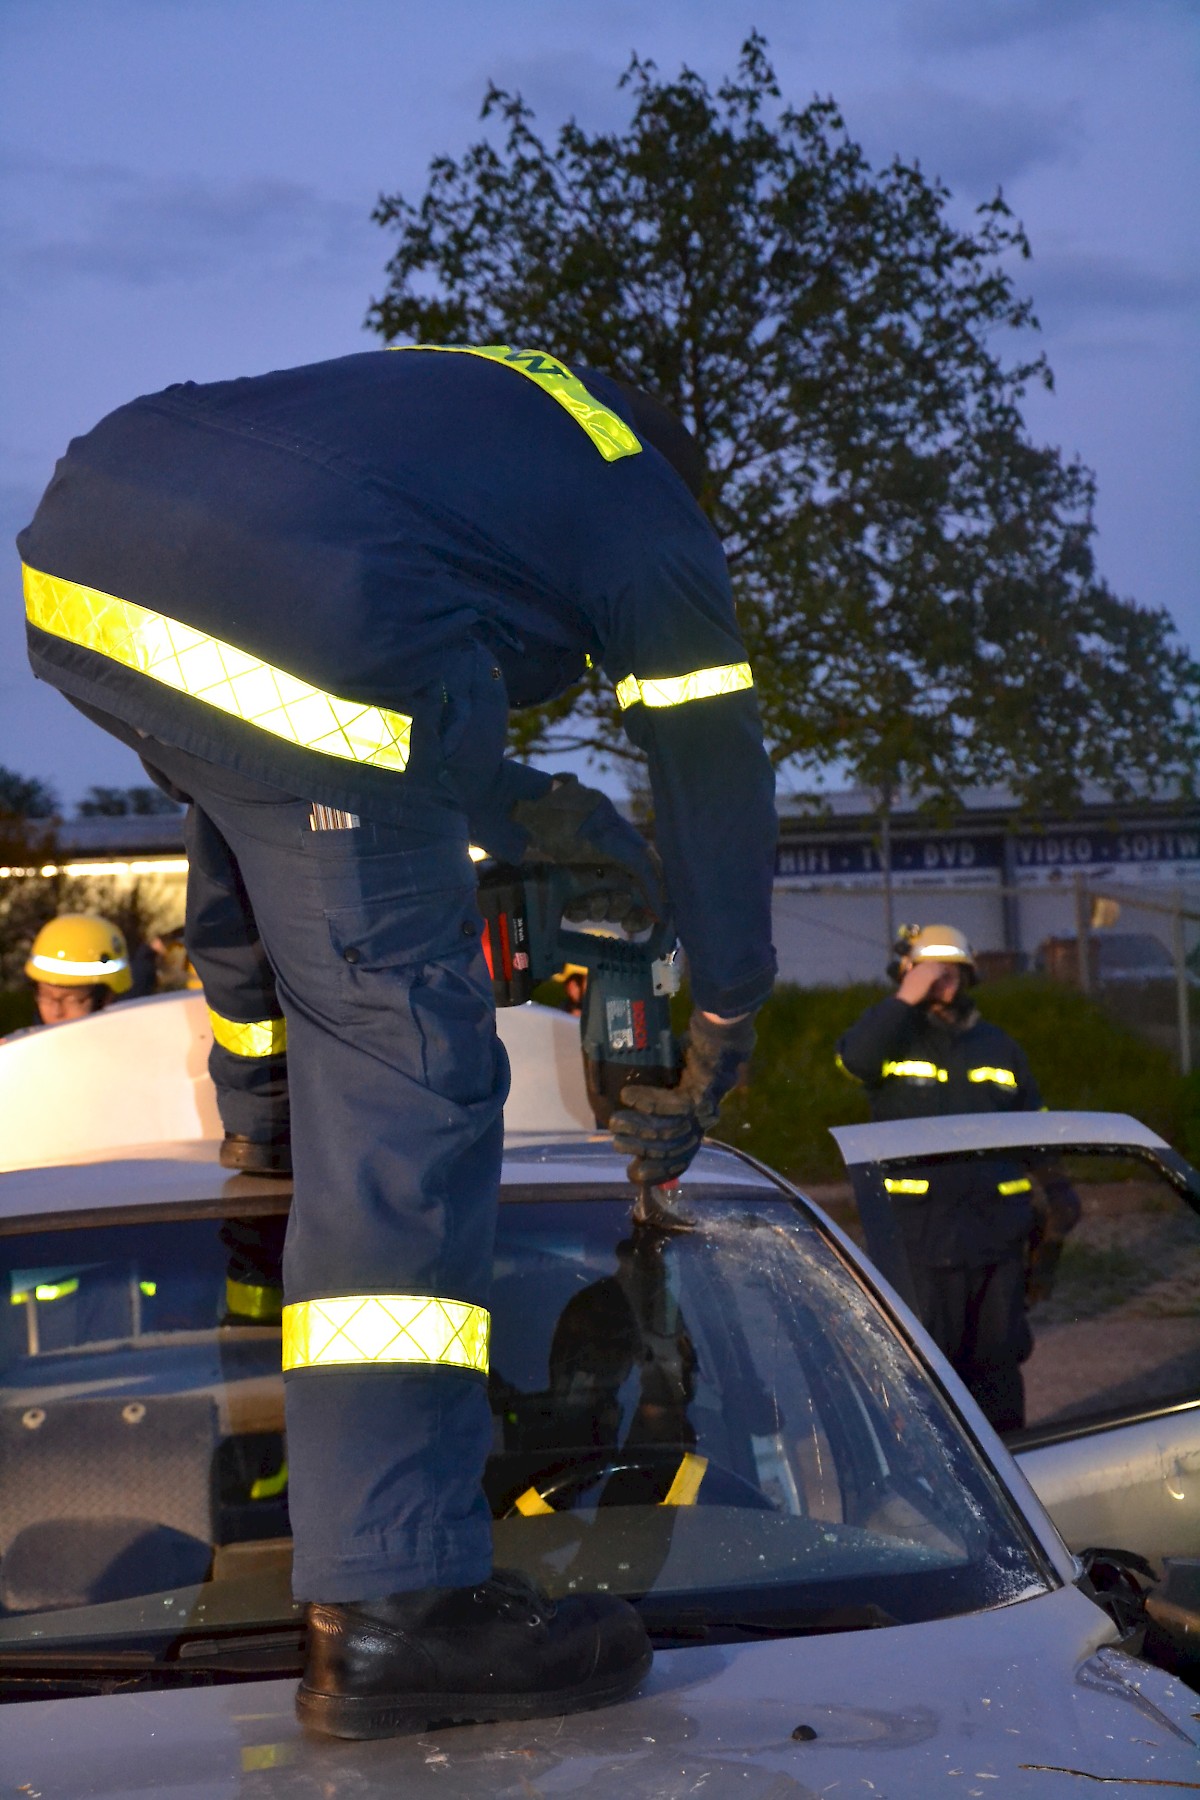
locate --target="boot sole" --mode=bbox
[295,1644,653,1740]
[218,1148,292,1177]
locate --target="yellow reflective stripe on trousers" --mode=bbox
[997,1177,1033,1196]
[208,1009,288,1058]
[884,1178,930,1195]
[881,1060,947,1082]
[968,1066,1018,1088]
[23,564,412,773]
[250,1458,289,1501]
[614,662,754,711]
[389,345,642,463]
[282,1295,490,1374]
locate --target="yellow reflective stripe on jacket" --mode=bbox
[12,1277,80,1304]
[209,1008,288,1059]
[615,662,754,712]
[24,565,413,774]
[884,1177,930,1196]
[997,1177,1033,1197]
[282,1294,489,1374]
[881,1060,947,1082]
[660,1451,708,1507]
[390,344,642,463]
[226,1276,284,1322]
[834,1052,862,1083]
[968,1066,1018,1088]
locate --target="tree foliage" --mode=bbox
[76,785,183,818]
[368,35,1200,810]
[0,765,58,819]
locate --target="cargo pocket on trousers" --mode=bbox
[323,882,498,1107]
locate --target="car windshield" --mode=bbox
[0,1182,1049,1665]
[1095,933,1173,975]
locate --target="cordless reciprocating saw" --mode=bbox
[475,861,682,1130]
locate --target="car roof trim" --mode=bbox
[0,1136,777,1231]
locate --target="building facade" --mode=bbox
[773,789,1200,989]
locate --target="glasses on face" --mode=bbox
[34,984,98,1023]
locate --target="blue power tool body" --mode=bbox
[475,861,682,1129]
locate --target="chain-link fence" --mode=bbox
[772,875,1200,1074]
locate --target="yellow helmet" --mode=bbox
[25,914,132,993]
[892,922,976,978]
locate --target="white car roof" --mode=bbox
[831,1109,1172,1165]
[1,991,600,1173]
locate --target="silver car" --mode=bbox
[2,1114,1198,1793]
[832,1108,1200,1572]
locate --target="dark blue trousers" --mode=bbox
[140,741,509,1601]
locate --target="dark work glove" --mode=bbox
[510,774,665,933]
[610,1011,756,1185]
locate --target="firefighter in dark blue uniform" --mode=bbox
[18,345,777,1737]
[836,924,1068,1434]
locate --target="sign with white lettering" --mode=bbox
[775,824,1200,890]
[1011,827,1200,887]
[776,835,1001,889]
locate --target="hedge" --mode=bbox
[709,976,1200,1185]
[0,987,35,1039]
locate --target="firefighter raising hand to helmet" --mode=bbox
[836,925,1076,1434]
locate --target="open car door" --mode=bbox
[830,1111,1200,1570]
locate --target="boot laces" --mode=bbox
[473,1569,553,1626]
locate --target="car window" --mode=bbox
[0,1189,1049,1660]
[860,1146,1200,1440]
[1023,1156,1200,1435]
[1094,934,1173,977]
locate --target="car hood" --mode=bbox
[5,1585,1198,1796]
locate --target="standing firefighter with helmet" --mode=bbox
[17,345,777,1736]
[836,924,1076,1433]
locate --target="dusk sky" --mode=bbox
[1,0,1196,809]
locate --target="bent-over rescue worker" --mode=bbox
[18,345,777,1736]
[836,924,1073,1434]
[24,913,132,1027]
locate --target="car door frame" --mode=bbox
[829,1110,1200,1563]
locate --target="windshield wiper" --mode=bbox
[0,1623,304,1689]
[643,1601,898,1644]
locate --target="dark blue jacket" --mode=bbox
[837,996,1042,1265]
[19,347,776,1016]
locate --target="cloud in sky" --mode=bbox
[853,86,1079,192]
[447,45,633,130]
[908,0,1193,51]
[1026,251,1200,332]
[1,150,372,291]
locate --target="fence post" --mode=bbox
[1175,884,1192,1077]
[1074,873,1091,995]
[879,798,895,950]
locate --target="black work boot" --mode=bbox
[219,1133,292,1177]
[296,1569,652,1739]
